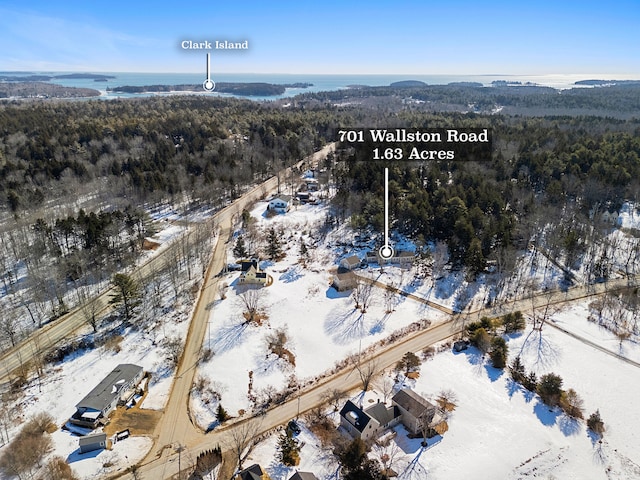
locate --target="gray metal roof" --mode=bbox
[79,432,107,447]
[365,402,400,426]
[75,364,143,412]
[392,388,435,418]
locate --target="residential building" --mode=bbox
[333,271,357,291]
[392,388,446,436]
[340,255,361,270]
[70,364,144,429]
[239,259,270,286]
[289,472,319,480]
[268,195,292,213]
[79,432,108,454]
[237,463,271,480]
[366,250,415,267]
[339,400,400,442]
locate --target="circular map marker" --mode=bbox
[203,79,215,92]
[379,245,394,259]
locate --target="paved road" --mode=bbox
[127,319,462,480]
[110,144,336,479]
[0,144,334,387]
[129,268,640,479]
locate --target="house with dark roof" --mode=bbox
[392,388,446,436]
[239,259,271,286]
[339,400,400,442]
[236,463,271,480]
[70,364,144,429]
[289,472,319,480]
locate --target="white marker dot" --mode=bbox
[203,79,215,92]
[379,245,394,259]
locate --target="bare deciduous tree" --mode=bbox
[352,277,373,313]
[226,419,261,471]
[236,285,265,325]
[162,336,183,369]
[374,370,396,403]
[77,285,100,333]
[373,437,402,476]
[355,358,378,392]
[1,310,21,348]
[321,388,347,412]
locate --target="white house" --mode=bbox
[340,255,361,270]
[268,195,292,213]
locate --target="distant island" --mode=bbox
[574,79,640,86]
[390,80,427,88]
[0,82,100,99]
[109,82,312,96]
[491,80,539,87]
[0,73,116,82]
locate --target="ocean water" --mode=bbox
[17,72,619,100]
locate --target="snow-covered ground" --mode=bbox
[241,302,640,480]
[191,200,448,427]
[0,217,208,479]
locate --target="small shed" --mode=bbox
[79,432,107,454]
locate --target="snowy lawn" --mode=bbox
[240,313,640,479]
[191,201,447,427]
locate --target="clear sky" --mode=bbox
[0,0,638,75]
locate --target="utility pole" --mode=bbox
[175,443,186,480]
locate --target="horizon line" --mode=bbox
[3,70,640,78]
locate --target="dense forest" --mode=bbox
[1,87,640,349]
[333,112,640,277]
[0,96,339,217]
[304,84,640,117]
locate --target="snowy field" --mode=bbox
[240,302,640,480]
[191,200,448,427]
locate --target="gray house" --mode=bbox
[392,388,445,436]
[79,432,107,453]
[366,250,415,267]
[70,364,144,429]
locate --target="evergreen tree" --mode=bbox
[523,371,538,392]
[465,237,486,280]
[471,328,492,355]
[109,273,141,321]
[299,237,309,264]
[587,410,605,436]
[537,373,563,406]
[509,355,526,383]
[502,311,526,334]
[233,235,248,259]
[395,351,421,376]
[277,431,300,466]
[489,336,508,369]
[266,227,283,260]
[215,404,229,423]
